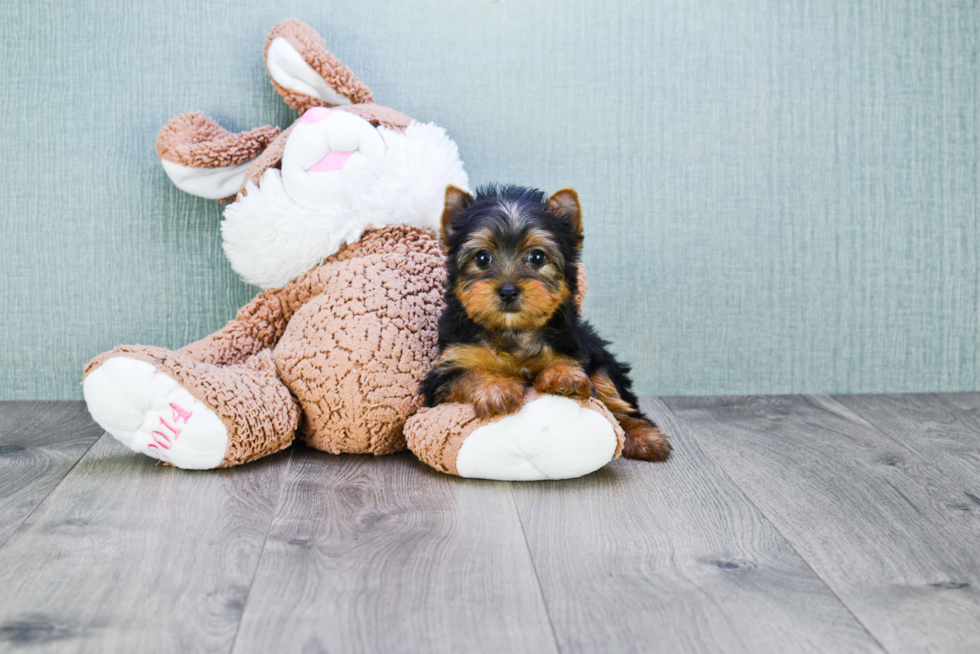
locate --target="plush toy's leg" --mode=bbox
[274,301,430,456]
[83,345,299,469]
[405,390,625,481]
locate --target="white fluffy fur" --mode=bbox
[222,121,468,289]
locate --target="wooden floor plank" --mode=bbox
[834,393,980,505]
[510,398,884,654]
[0,402,101,548]
[0,433,291,653]
[231,448,559,654]
[665,394,980,654]
[930,392,980,416]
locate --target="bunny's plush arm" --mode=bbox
[177,285,297,366]
[178,225,436,366]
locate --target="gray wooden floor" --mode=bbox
[1,395,979,653]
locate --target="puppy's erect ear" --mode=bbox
[265,20,374,114]
[441,185,474,246]
[547,188,583,249]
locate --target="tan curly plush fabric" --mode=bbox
[264,19,374,112]
[336,103,412,131]
[273,228,445,454]
[84,346,300,468]
[404,403,481,475]
[156,112,281,168]
[405,388,625,476]
[179,225,442,362]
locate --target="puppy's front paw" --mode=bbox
[470,376,526,420]
[534,362,592,400]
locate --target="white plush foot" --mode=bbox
[83,357,228,470]
[454,395,619,481]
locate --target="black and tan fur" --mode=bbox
[420,184,669,461]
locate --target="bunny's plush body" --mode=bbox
[82,20,625,480]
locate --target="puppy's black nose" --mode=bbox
[497,283,520,303]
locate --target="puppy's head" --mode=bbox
[441,184,583,332]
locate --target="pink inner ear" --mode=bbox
[308,151,355,172]
[301,107,333,124]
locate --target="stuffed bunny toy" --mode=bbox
[82,20,624,480]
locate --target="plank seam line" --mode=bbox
[0,424,102,552]
[508,484,564,654]
[226,447,295,654]
[657,397,892,654]
[821,394,972,474]
[931,393,980,417]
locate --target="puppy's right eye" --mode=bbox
[475,251,492,268]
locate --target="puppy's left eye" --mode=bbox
[527,249,547,267]
[475,250,493,268]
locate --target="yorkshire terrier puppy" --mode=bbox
[421,184,669,461]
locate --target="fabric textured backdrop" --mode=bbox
[1,0,977,400]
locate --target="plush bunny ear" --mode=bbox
[157,112,280,201]
[240,123,293,193]
[264,20,374,113]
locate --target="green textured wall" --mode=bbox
[1,0,978,400]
